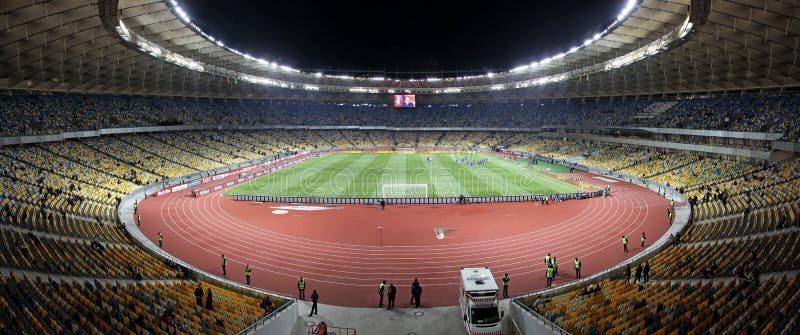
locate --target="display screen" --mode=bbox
[393,94,416,108]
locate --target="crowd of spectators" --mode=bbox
[5,93,799,141]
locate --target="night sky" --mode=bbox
[178,0,626,76]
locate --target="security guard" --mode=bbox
[622,235,629,252]
[546,265,555,288]
[378,280,386,307]
[502,273,510,298]
[641,232,647,248]
[574,258,582,278]
[544,253,551,266]
[157,232,163,248]
[245,264,252,285]
[298,276,306,300]
[552,257,559,277]
[221,254,227,276]
[136,214,141,226]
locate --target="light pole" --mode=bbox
[378,226,384,246]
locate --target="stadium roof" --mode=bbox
[1,0,799,100]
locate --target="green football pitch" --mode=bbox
[225,153,581,198]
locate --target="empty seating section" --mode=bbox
[0,228,177,278]
[648,232,799,278]
[124,134,222,172]
[0,273,284,335]
[647,159,759,190]
[527,276,800,335]
[81,137,196,178]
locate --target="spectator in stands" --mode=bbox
[205,288,214,310]
[634,264,643,283]
[260,297,273,315]
[643,261,651,283]
[194,284,204,306]
[624,264,632,283]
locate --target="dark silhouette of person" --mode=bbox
[205,288,213,310]
[411,279,422,307]
[194,284,204,306]
[308,290,319,316]
[387,283,396,309]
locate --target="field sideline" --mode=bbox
[225,152,581,198]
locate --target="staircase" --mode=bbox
[632,101,679,123]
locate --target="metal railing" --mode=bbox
[233,191,603,205]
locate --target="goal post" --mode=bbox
[381,183,429,198]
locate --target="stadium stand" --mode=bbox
[2,94,800,142]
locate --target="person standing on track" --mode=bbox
[668,209,674,225]
[502,273,510,298]
[245,264,252,285]
[622,235,629,252]
[552,257,559,277]
[298,276,306,300]
[157,232,163,248]
[387,283,396,309]
[641,232,647,248]
[574,258,582,279]
[378,280,386,308]
[220,254,227,277]
[544,253,552,267]
[136,214,141,226]
[546,265,555,288]
[380,199,386,210]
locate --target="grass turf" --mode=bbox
[225,153,581,198]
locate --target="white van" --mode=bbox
[459,267,503,335]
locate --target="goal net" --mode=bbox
[381,183,429,198]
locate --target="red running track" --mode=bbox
[137,172,673,308]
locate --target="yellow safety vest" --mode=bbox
[221,256,226,265]
[623,237,628,245]
[298,279,305,289]
[546,267,554,278]
[574,260,581,269]
[245,267,251,276]
[379,283,385,294]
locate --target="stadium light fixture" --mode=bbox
[315,72,323,77]
[427,78,441,82]
[490,84,504,90]
[174,6,190,23]
[487,72,494,78]
[569,46,580,53]
[303,85,320,90]
[583,39,593,46]
[617,0,637,21]
[510,65,530,73]
[370,77,385,81]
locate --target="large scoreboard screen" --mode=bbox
[393,94,416,108]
